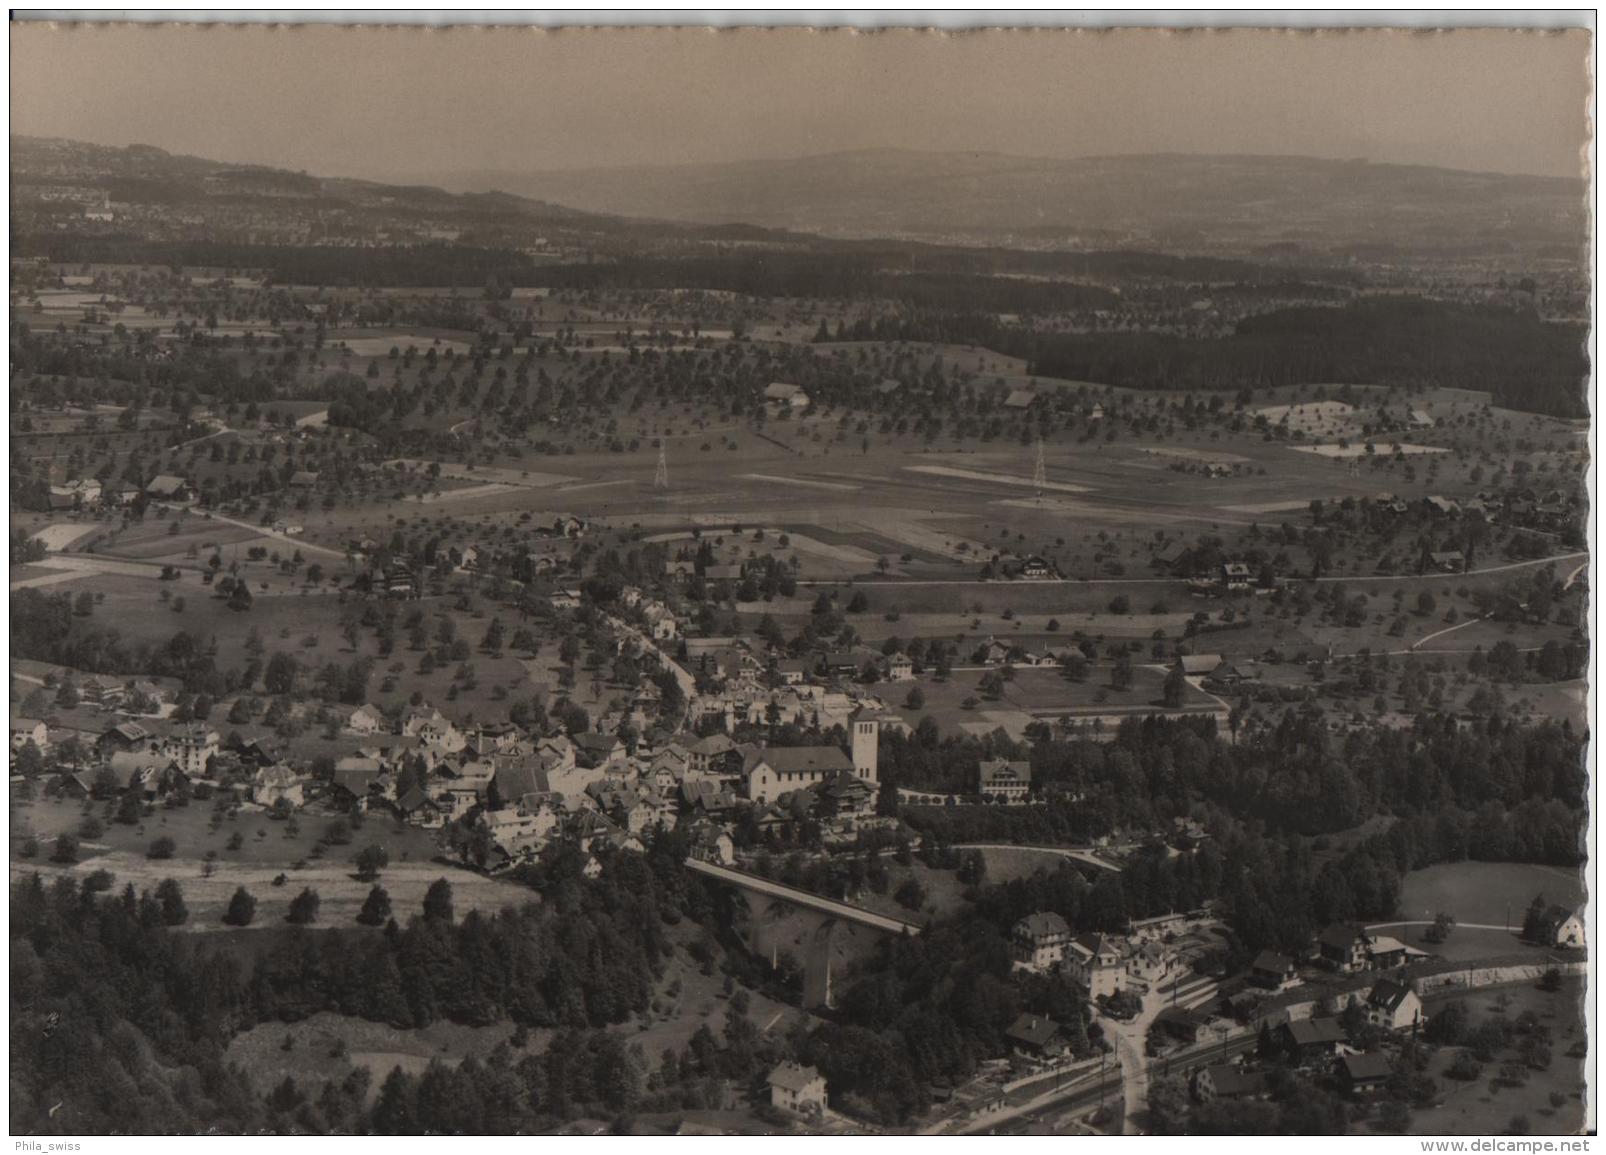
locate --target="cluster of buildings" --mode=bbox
[1010,910,1190,1002]
[250,698,889,875]
[26,473,191,512]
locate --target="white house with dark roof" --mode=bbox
[1365,979,1423,1031]
[978,759,1032,802]
[10,717,49,753]
[767,1062,827,1116]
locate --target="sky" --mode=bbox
[10,22,1593,183]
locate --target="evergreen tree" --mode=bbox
[423,878,455,924]
[155,878,188,926]
[357,885,393,926]
[287,888,321,924]
[223,886,257,926]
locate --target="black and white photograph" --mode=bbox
[6,14,1595,1141]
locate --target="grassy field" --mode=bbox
[1395,861,1586,931]
[885,665,1224,733]
[226,1008,521,1098]
[11,792,530,927]
[974,845,1092,885]
[1413,978,1589,1136]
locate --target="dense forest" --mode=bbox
[850,297,1588,418]
[10,836,704,1134]
[885,710,1586,846]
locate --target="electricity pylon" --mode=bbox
[1033,436,1047,497]
[654,440,669,489]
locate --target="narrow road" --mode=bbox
[1409,612,1492,652]
[1106,1018,1149,1135]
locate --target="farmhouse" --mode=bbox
[1003,388,1036,409]
[1428,550,1466,574]
[763,381,810,408]
[81,675,125,708]
[145,474,193,501]
[767,1062,827,1116]
[99,720,151,753]
[1175,654,1223,677]
[103,749,184,799]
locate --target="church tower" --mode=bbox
[852,718,879,783]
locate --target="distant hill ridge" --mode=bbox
[428,147,1587,253]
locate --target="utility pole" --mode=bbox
[1033,436,1047,498]
[654,440,668,489]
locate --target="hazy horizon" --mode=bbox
[11,23,1593,185]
